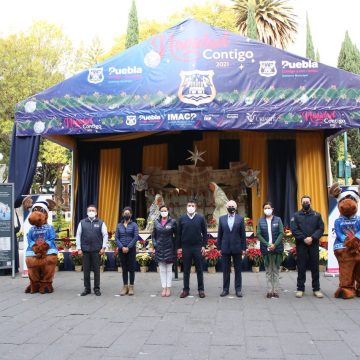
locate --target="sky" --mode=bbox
[0,0,359,67]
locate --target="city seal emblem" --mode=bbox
[258,61,277,77]
[88,68,104,84]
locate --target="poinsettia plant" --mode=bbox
[70,250,82,266]
[205,248,221,267]
[246,247,263,267]
[62,237,72,249]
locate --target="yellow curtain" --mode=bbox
[143,144,168,171]
[240,131,268,226]
[194,132,219,168]
[296,131,328,234]
[98,148,121,232]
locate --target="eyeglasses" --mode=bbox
[32,207,47,213]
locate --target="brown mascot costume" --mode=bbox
[22,197,58,294]
[330,181,360,299]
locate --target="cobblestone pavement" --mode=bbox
[0,270,359,360]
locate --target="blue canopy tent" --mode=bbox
[10,18,360,231]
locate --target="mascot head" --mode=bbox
[329,181,360,218]
[22,196,56,227]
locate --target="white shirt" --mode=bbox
[266,217,273,244]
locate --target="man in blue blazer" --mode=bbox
[217,200,247,297]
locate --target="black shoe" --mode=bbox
[236,291,243,298]
[220,290,229,297]
[266,292,272,298]
[198,290,206,298]
[81,289,91,296]
[180,290,189,298]
[94,289,101,296]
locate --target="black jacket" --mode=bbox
[290,209,324,245]
[177,214,207,248]
[217,214,247,254]
[152,217,177,263]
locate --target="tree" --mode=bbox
[106,2,237,58]
[125,0,139,49]
[81,36,105,68]
[233,0,298,49]
[34,139,71,203]
[338,31,360,74]
[315,49,320,62]
[246,0,257,40]
[337,31,360,183]
[306,12,315,60]
[0,21,74,165]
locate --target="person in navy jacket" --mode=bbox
[115,207,139,296]
[217,200,247,297]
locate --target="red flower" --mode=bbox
[205,248,221,266]
[207,239,217,247]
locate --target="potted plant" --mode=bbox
[205,248,221,273]
[177,249,183,273]
[100,253,107,272]
[114,248,122,272]
[136,252,151,272]
[61,237,72,252]
[70,250,82,271]
[319,248,328,272]
[244,217,254,232]
[107,231,117,251]
[136,218,146,231]
[246,247,263,272]
[56,252,64,271]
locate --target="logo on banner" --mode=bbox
[258,61,277,77]
[178,70,216,106]
[126,116,137,126]
[246,112,256,123]
[87,68,104,84]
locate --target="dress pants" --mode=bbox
[182,246,204,291]
[82,251,100,291]
[296,242,320,292]
[222,253,242,292]
[119,247,136,285]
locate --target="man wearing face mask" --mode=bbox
[217,200,247,297]
[76,205,108,296]
[290,196,324,299]
[177,200,207,298]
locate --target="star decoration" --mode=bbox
[186,146,206,167]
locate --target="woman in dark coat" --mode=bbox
[152,205,177,297]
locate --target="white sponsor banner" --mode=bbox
[327,185,360,274]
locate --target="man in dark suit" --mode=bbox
[217,200,247,297]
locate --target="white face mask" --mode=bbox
[187,206,196,214]
[87,211,96,219]
[264,209,273,216]
[160,211,168,218]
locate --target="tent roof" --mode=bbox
[15,18,360,136]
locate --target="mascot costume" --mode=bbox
[22,197,58,294]
[330,181,360,299]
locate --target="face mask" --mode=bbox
[302,203,310,211]
[187,206,195,214]
[123,214,131,221]
[227,207,236,214]
[87,211,96,219]
[264,209,273,216]
[160,211,168,218]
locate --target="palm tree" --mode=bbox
[233,0,298,49]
